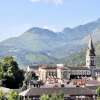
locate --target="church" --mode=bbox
[27,35,100,83]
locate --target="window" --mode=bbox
[91,60,94,66]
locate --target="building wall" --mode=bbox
[39,68,47,82]
[71,70,91,76]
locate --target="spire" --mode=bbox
[87,34,95,56]
[88,34,94,50]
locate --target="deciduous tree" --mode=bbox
[0,56,24,89]
[8,90,19,100]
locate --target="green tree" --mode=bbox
[96,87,100,97]
[40,94,49,100]
[0,89,5,100]
[8,90,19,100]
[0,56,24,89]
[40,93,64,100]
[50,95,58,100]
[57,93,64,100]
[50,93,64,100]
[96,87,100,100]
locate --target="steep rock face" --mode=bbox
[0,18,100,67]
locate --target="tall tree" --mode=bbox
[96,87,100,97]
[0,89,5,100]
[8,90,19,100]
[96,87,100,100]
[0,56,24,89]
[40,93,64,100]
[40,94,49,100]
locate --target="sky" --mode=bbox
[0,0,100,41]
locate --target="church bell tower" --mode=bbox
[86,34,96,78]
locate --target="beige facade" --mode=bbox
[36,64,91,83]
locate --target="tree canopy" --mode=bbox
[40,94,49,100]
[0,56,24,89]
[0,89,5,100]
[40,93,64,100]
[8,90,19,100]
[96,87,100,97]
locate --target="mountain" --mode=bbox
[1,18,100,67]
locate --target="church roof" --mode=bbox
[68,67,89,70]
[39,64,57,69]
[28,65,39,69]
[87,35,95,56]
[94,67,100,72]
[88,35,94,50]
[86,85,99,90]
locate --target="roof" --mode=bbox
[57,67,70,70]
[86,80,100,86]
[87,35,95,56]
[28,65,90,71]
[88,35,94,50]
[39,64,57,70]
[28,65,39,69]
[68,67,89,70]
[86,86,99,90]
[95,68,100,72]
[19,87,96,96]
[40,67,57,70]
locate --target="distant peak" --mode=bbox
[26,27,42,32]
[63,27,72,30]
[62,27,72,33]
[26,27,55,33]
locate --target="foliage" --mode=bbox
[8,90,19,100]
[0,56,24,89]
[96,87,100,97]
[40,93,64,100]
[40,94,49,100]
[57,93,64,100]
[61,50,86,67]
[97,96,100,100]
[0,89,5,100]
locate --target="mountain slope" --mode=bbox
[63,42,100,67]
[0,18,100,67]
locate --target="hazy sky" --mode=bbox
[0,0,100,41]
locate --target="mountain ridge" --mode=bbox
[1,18,100,67]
